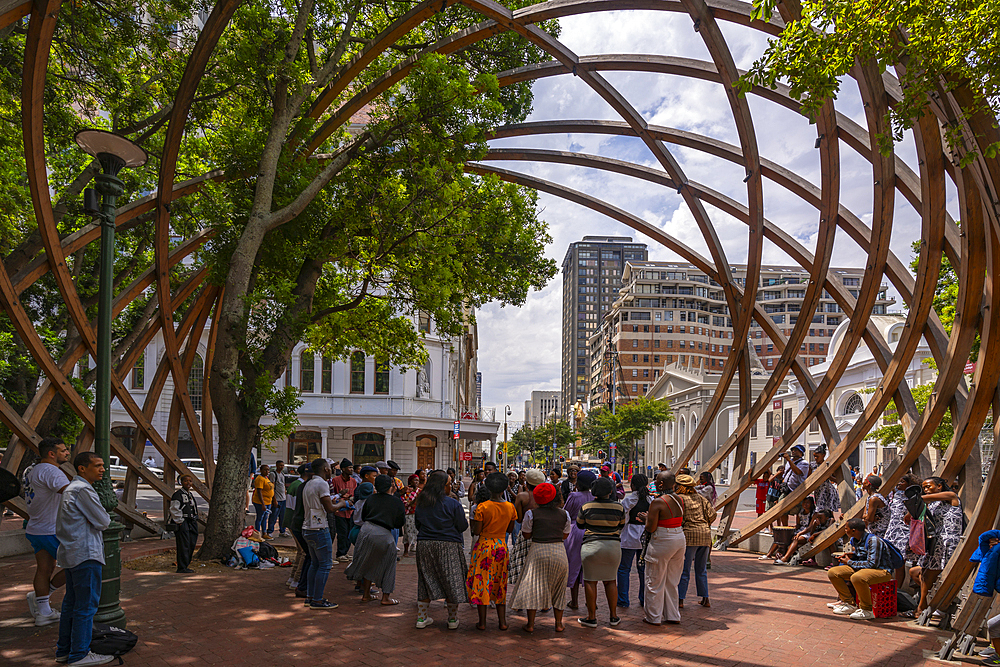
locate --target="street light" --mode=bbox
[502,405,511,472]
[76,129,147,629]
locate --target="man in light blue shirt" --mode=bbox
[55,452,113,666]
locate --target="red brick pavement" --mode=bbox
[1,539,955,666]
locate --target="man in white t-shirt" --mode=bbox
[300,458,348,609]
[24,437,71,626]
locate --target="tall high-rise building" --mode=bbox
[588,260,895,407]
[561,236,648,417]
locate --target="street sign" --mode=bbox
[459,451,473,461]
[453,421,460,439]
[965,361,976,374]
[773,399,783,410]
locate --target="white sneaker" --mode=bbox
[850,609,875,620]
[55,655,69,663]
[757,554,770,560]
[415,616,434,629]
[68,653,115,666]
[833,603,858,615]
[35,609,60,627]
[447,618,459,630]
[27,591,38,618]
[827,601,846,609]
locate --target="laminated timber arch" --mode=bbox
[2,0,999,620]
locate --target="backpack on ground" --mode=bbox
[257,541,279,562]
[91,623,138,664]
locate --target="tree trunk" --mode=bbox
[197,379,259,560]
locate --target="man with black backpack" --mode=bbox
[826,517,903,620]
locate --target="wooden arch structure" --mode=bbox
[2,0,999,640]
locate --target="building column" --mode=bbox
[489,435,497,465]
[384,428,392,462]
[321,428,329,460]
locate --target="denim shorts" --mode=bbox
[26,533,60,559]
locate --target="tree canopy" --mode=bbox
[580,397,674,463]
[740,0,1000,158]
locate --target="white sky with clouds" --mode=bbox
[475,10,955,417]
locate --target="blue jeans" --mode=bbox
[56,559,102,663]
[618,548,646,608]
[678,545,710,600]
[253,502,270,531]
[291,529,310,594]
[303,529,333,601]
[268,500,286,534]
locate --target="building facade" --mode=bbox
[589,261,895,409]
[105,313,499,476]
[524,390,561,428]
[561,237,648,418]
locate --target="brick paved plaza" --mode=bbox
[1,539,952,666]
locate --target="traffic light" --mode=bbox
[559,456,565,463]
[598,450,605,460]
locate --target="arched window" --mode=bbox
[353,432,384,465]
[300,351,315,392]
[844,393,864,415]
[350,351,366,393]
[679,417,686,446]
[188,354,204,411]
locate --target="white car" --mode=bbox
[108,456,163,481]
[179,459,207,481]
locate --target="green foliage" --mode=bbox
[510,420,577,465]
[908,241,979,366]
[581,397,674,461]
[866,383,953,451]
[740,0,1000,158]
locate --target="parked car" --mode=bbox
[179,458,207,481]
[108,456,163,481]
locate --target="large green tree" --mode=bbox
[2,1,559,559]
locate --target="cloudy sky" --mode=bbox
[475,9,958,419]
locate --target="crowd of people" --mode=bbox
[270,456,731,633]
[19,434,983,662]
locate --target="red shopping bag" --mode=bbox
[908,516,926,555]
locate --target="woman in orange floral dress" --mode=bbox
[466,472,517,630]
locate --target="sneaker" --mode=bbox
[578,617,598,628]
[447,618,459,630]
[310,599,338,610]
[415,616,434,629]
[263,533,274,541]
[303,598,311,607]
[609,616,621,626]
[979,647,998,658]
[67,653,115,666]
[338,555,352,563]
[35,610,60,627]
[295,590,308,598]
[55,655,68,664]
[27,591,38,618]
[982,657,1000,666]
[827,601,846,609]
[773,559,789,566]
[757,554,770,560]
[833,603,858,615]
[850,609,875,621]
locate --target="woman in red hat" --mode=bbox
[508,483,572,633]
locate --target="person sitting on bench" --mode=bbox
[775,509,833,565]
[826,518,894,620]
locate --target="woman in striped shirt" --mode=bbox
[576,477,628,628]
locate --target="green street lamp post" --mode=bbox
[76,129,148,629]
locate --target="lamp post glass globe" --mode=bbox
[74,129,147,174]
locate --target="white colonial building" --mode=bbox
[106,313,500,476]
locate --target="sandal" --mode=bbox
[381,598,400,606]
